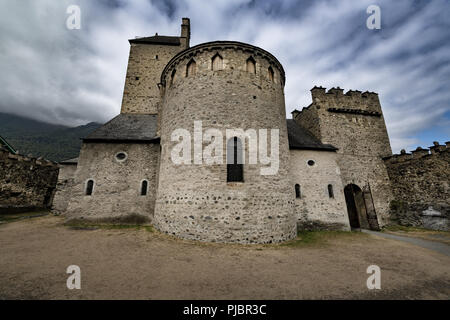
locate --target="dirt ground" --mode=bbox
[0,215,449,299]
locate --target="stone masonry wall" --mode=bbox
[52,163,77,214]
[65,142,160,223]
[384,142,450,231]
[294,87,394,226]
[155,42,296,244]
[0,148,59,213]
[120,43,185,115]
[289,149,350,231]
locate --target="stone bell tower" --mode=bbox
[120,18,190,115]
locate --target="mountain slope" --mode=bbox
[0,112,101,162]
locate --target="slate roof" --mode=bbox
[129,35,181,46]
[83,114,334,151]
[59,157,78,165]
[84,114,159,142]
[286,119,337,151]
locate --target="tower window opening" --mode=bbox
[246,57,256,74]
[295,184,301,199]
[268,66,274,82]
[328,184,334,198]
[212,53,223,71]
[170,68,176,86]
[186,59,197,77]
[86,179,94,196]
[141,180,148,196]
[227,137,243,182]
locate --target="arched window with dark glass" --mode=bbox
[295,184,301,199]
[328,184,334,198]
[141,180,148,196]
[86,179,94,196]
[227,137,243,182]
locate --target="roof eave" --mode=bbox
[82,137,161,144]
[289,145,338,152]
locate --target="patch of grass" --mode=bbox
[0,211,49,224]
[64,221,154,232]
[281,230,366,248]
[382,224,428,232]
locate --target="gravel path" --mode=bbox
[0,216,449,299]
[362,230,450,257]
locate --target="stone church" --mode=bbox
[53,18,449,243]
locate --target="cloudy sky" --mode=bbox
[0,0,449,152]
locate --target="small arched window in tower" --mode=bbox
[86,179,94,196]
[141,180,148,196]
[212,53,223,71]
[170,68,176,86]
[227,137,243,182]
[246,57,256,74]
[268,66,274,82]
[186,59,197,77]
[295,184,301,199]
[328,184,334,198]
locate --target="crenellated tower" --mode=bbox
[292,87,394,228]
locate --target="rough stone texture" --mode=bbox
[289,149,350,231]
[52,162,77,214]
[293,87,394,227]
[65,142,160,223]
[384,145,449,231]
[154,42,296,244]
[0,148,58,213]
[55,18,449,243]
[120,22,189,115]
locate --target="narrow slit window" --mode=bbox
[212,53,223,71]
[268,66,274,82]
[170,69,176,86]
[227,137,243,182]
[246,57,256,74]
[328,184,334,198]
[141,180,148,196]
[86,179,94,196]
[186,59,197,77]
[295,184,301,199]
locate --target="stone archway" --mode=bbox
[344,184,380,231]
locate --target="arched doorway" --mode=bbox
[344,184,380,230]
[344,184,363,229]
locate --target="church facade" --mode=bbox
[55,18,400,243]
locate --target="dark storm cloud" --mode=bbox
[0,0,448,152]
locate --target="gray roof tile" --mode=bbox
[129,35,181,46]
[84,114,158,142]
[287,119,337,151]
